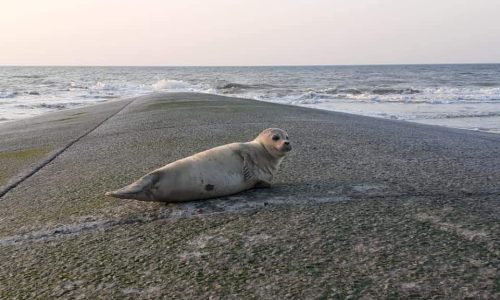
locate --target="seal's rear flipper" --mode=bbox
[105,173,159,201]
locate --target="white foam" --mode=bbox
[90,82,113,91]
[271,87,500,105]
[296,100,500,133]
[152,79,194,91]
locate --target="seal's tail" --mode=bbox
[105,173,159,201]
[105,190,131,199]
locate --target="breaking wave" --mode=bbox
[284,87,500,105]
[152,79,196,91]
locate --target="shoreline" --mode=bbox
[2,64,499,133]
[2,91,500,135]
[1,92,499,298]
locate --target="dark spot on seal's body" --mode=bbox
[205,184,215,191]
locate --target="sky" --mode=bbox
[1,0,499,66]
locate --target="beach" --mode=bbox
[0,92,499,298]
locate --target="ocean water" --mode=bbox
[1,65,499,133]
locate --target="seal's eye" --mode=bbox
[272,135,280,141]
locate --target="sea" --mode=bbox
[1,64,499,133]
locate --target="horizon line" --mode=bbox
[1,62,500,68]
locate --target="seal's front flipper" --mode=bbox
[105,172,159,201]
[254,180,272,188]
[237,150,256,182]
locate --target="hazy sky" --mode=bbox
[1,0,499,66]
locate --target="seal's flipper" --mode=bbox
[238,151,256,181]
[254,180,271,188]
[105,172,159,201]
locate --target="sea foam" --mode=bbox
[152,79,194,91]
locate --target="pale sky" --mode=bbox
[1,0,499,66]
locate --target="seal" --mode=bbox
[105,128,291,202]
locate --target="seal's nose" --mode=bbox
[283,141,292,152]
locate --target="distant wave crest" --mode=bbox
[215,81,275,92]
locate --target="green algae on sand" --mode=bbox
[0,148,47,160]
[0,148,49,185]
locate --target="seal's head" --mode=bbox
[255,128,291,158]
